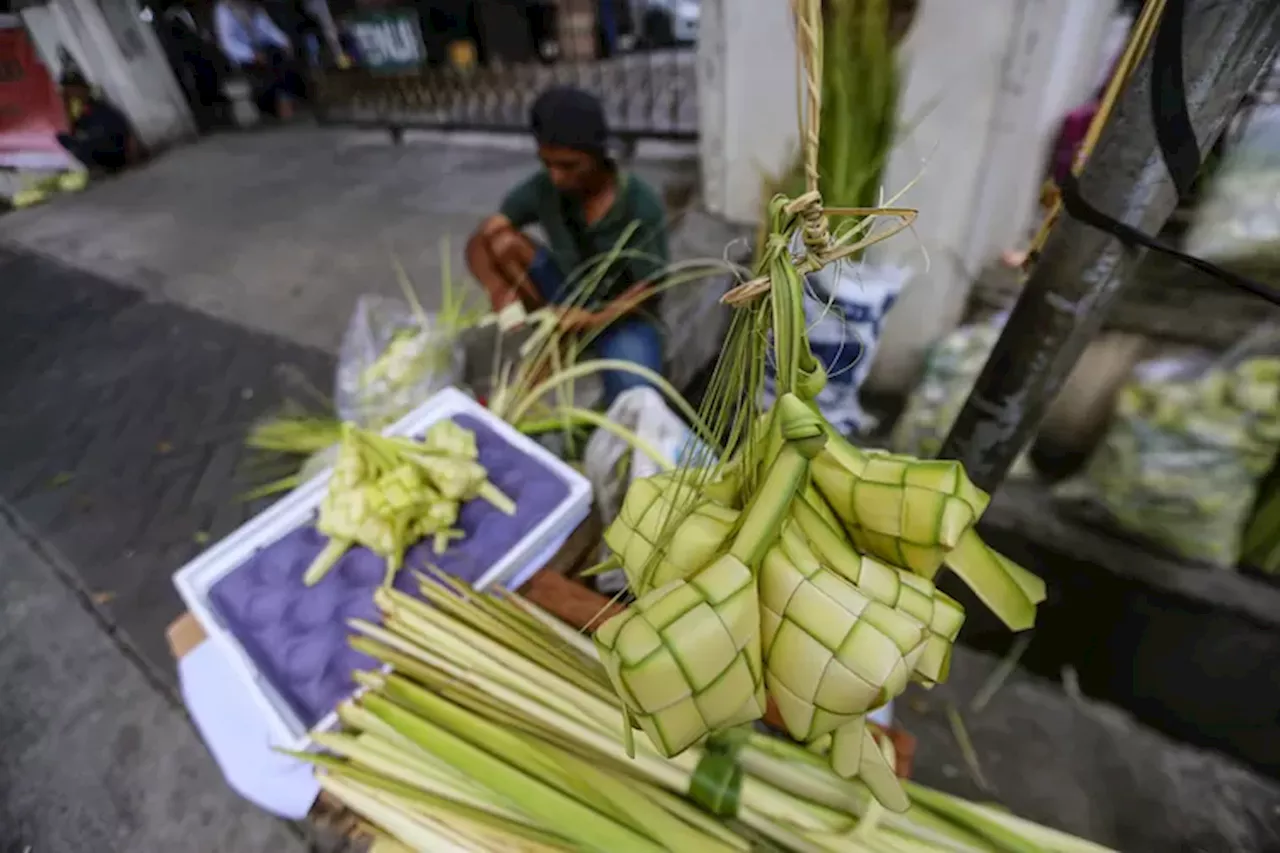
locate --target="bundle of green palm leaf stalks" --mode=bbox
[291,572,1109,852]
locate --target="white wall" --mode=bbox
[865,0,1117,393]
[26,0,194,149]
[696,0,1119,393]
[697,0,799,225]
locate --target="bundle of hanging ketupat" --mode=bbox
[591,191,1046,813]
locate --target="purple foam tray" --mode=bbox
[208,415,570,729]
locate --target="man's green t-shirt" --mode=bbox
[499,169,669,306]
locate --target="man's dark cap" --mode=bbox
[530,86,609,160]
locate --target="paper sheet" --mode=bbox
[179,639,320,819]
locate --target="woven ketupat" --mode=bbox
[319,484,395,556]
[760,524,925,743]
[791,496,965,684]
[811,439,987,579]
[811,434,1042,631]
[603,475,739,596]
[594,554,765,756]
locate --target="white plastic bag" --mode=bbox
[583,387,712,593]
[335,295,463,429]
[765,259,908,435]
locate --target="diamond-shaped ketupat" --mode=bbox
[603,474,738,596]
[410,496,458,538]
[303,421,492,588]
[809,432,1042,632]
[594,553,766,756]
[812,440,986,579]
[595,394,823,758]
[411,455,487,502]
[759,525,925,746]
[377,465,426,512]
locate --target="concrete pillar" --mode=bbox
[32,0,194,149]
[697,0,799,225]
[865,0,1117,394]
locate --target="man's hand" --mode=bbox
[613,282,653,313]
[557,306,599,332]
[557,283,654,332]
[593,283,654,325]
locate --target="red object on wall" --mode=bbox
[0,25,69,160]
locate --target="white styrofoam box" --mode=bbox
[172,387,592,748]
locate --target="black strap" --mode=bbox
[1056,0,1280,309]
[1150,0,1200,200]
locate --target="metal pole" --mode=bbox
[937,0,1280,493]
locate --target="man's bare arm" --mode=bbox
[465,215,538,311]
[586,282,656,328]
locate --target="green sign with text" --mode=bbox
[344,10,426,73]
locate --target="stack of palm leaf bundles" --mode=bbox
[293,573,1108,852]
[304,420,515,588]
[589,194,1044,813]
[1057,345,1280,568]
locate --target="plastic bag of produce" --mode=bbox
[335,295,463,429]
[1185,104,1280,283]
[764,260,908,435]
[892,315,1002,458]
[1056,327,1280,567]
[890,314,1036,476]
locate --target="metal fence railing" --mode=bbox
[316,46,698,141]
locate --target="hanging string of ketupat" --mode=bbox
[589,0,1047,815]
[721,0,917,307]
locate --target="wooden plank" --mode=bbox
[523,571,625,629]
[165,611,206,659]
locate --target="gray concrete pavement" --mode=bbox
[0,507,307,853]
[3,126,1280,852]
[0,246,334,684]
[897,647,1280,852]
[0,126,700,353]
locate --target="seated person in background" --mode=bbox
[214,0,307,118]
[465,86,670,406]
[157,1,231,131]
[56,73,138,173]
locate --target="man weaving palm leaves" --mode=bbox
[466,87,669,405]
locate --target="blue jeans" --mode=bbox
[529,248,663,405]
